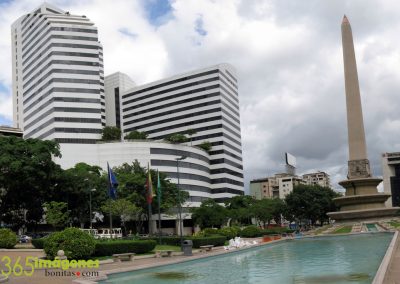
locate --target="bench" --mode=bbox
[199,245,214,252]
[155,250,173,258]
[112,253,135,262]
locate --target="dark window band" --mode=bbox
[225,69,238,83]
[212,188,243,195]
[150,148,209,163]
[210,141,242,155]
[210,158,243,170]
[179,184,211,193]
[219,71,238,89]
[55,138,98,144]
[211,178,243,186]
[208,149,242,161]
[210,168,243,178]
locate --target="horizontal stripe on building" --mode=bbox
[219,71,238,89]
[151,159,210,174]
[210,168,243,178]
[122,69,219,99]
[55,138,97,144]
[29,126,101,140]
[23,77,100,98]
[23,60,100,81]
[211,178,243,186]
[208,149,242,161]
[23,50,99,73]
[225,69,237,83]
[210,158,243,170]
[25,117,102,137]
[24,86,100,106]
[122,76,219,106]
[22,34,98,58]
[149,148,209,163]
[22,26,97,52]
[209,141,242,156]
[24,99,100,127]
[23,68,99,89]
[165,172,210,183]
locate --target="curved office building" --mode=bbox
[12,3,104,143]
[121,64,244,201]
[57,141,212,205]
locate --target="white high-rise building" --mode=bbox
[121,64,244,201]
[12,3,104,143]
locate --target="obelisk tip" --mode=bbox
[342,15,350,24]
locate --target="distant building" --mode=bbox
[250,173,306,200]
[382,152,400,207]
[302,171,330,187]
[0,126,23,137]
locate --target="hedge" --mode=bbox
[94,240,156,256]
[239,226,263,238]
[32,238,46,249]
[0,228,17,249]
[191,236,226,248]
[44,228,95,259]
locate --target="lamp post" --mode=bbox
[89,188,96,229]
[176,156,187,250]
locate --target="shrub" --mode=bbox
[147,237,181,246]
[94,240,156,256]
[201,228,219,236]
[32,238,46,249]
[0,228,17,249]
[44,228,95,259]
[217,227,240,239]
[239,225,263,238]
[191,236,226,248]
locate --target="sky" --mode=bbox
[0,0,399,192]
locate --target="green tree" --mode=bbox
[57,163,107,228]
[101,198,141,234]
[252,198,285,227]
[111,161,189,233]
[0,136,62,230]
[198,141,212,152]
[164,133,188,144]
[191,199,227,229]
[284,184,339,226]
[124,130,148,140]
[101,126,121,141]
[225,195,255,225]
[43,201,70,229]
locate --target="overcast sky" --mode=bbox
[0,0,399,192]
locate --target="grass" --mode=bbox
[332,226,352,234]
[389,221,400,228]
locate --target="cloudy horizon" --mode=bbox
[0,0,399,192]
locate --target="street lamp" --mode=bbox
[89,188,96,229]
[176,156,187,250]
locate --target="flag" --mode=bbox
[146,163,154,204]
[107,162,118,199]
[157,170,162,202]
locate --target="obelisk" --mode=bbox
[327,16,399,221]
[341,15,371,179]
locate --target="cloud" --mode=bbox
[0,0,399,193]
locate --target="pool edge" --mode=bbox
[372,230,398,284]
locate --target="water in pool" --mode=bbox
[100,233,393,284]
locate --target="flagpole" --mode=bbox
[107,163,113,235]
[157,170,162,245]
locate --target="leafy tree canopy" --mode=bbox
[225,195,255,225]
[191,199,227,229]
[101,126,121,141]
[124,131,148,140]
[43,201,69,229]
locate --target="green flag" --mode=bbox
[157,170,161,202]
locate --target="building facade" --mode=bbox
[302,171,330,187]
[250,177,279,199]
[120,64,244,200]
[382,152,400,207]
[12,3,104,143]
[0,126,23,137]
[104,72,136,129]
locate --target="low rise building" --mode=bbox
[0,126,23,137]
[382,152,400,207]
[302,171,330,187]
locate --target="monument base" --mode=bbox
[328,177,400,221]
[327,207,400,221]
